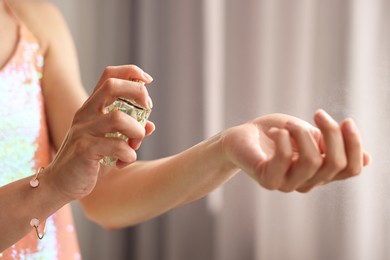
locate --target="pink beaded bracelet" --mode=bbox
[29,167,46,239]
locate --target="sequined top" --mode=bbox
[0,1,80,259]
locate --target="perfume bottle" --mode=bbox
[100,81,152,166]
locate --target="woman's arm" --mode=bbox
[81,133,237,229]
[81,109,371,229]
[0,169,71,251]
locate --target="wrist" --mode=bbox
[24,166,73,229]
[209,131,239,174]
[41,166,74,205]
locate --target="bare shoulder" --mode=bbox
[7,0,69,53]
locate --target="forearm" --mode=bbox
[81,132,239,229]
[0,169,71,251]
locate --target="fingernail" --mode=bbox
[315,109,334,124]
[143,72,153,82]
[346,119,357,134]
[148,96,153,109]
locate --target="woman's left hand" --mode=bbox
[221,109,371,193]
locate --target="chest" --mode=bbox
[0,36,44,186]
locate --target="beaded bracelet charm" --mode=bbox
[29,167,46,239]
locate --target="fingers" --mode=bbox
[259,110,370,193]
[258,128,292,190]
[50,65,154,199]
[75,67,154,124]
[94,65,153,94]
[69,128,139,174]
[296,112,369,193]
[69,65,156,171]
[278,122,322,192]
[92,111,146,140]
[69,104,155,171]
[145,121,156,136]
[78,110,149,151]
[331,119,364,181]
[302,110,347,184]
[363,151,372,166]
[73,135,137,165]
[91,78,152,113]
[258,122,323,192]
[75,64,154,129]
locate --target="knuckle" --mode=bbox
[136,83,148,98]
[311,156,323,169]
[277,148,292,161]
[278,129,290,140]
[109,111,125,125]
[277,181,297,192]
[297,186,312,193]
[289,123,309,137]
[103,66,115,76]
[295,127,308,136]
[346,165,362,176]
[133,85,149,107]
[301,155,322,169]
[268,180,282,190]
[117,141,136,161]
[259,182,273,191]
[279,186,295,193]
[103,78,117,95]
[323,175,335,183]
[128,131,144,142]
[262,185,276,191]
[128,64,140,71]
[261,178,281,190]
[327,157,347,172]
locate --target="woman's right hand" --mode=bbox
[47,65,155,200]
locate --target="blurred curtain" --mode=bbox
[50,0,390,259]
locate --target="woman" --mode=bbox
[0,0,371,258]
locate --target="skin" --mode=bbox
[0,0,371,251]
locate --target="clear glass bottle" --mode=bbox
[100,85,152,166]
